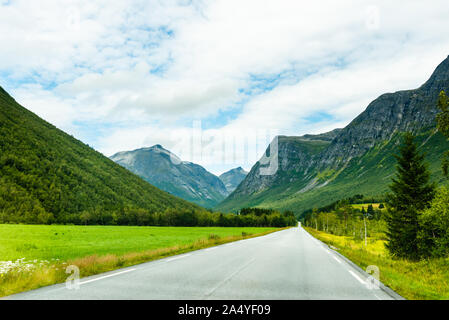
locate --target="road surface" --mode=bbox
[5,226,401,300]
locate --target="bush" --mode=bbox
[418,187,449,258]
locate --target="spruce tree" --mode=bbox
[367,204,375,218]
[386,132,435,260]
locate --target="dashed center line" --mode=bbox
[203,258,255,299]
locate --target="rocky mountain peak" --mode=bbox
[110,145,228,208]
[421,55,449,91]
[219,167,249,194]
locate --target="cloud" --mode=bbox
[1,0,449,175]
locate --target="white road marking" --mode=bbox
[332,256,342,264]
[166,253,191,262]
[374,293,382,300]
[203,258,255,298]
[205,247,216,252]
[348,270,366,285]
[80,268,136,285]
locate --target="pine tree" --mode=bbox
[386,132,435,260]
[367,204,375,218]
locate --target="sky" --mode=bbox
[1,0,449,175]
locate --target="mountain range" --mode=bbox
[110,145,247,208]
[216,55,449,217]
[2,55,449,221]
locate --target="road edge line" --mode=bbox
[302,227,406,300]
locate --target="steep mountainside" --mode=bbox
[217,56,449,216]
[219,167,248,193]
[0,86,202,224]
[111,145,228,208]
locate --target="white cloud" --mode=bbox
[1,0,449,175]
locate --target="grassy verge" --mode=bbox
[305,227,449,300]
[0,225,284,297]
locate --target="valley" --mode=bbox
[3,0,449,305]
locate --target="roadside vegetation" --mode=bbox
[0,225,282,297]
[305,228,449,300]
[303,91,449,299]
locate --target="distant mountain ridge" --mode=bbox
[216,55,449,216]
[111,145,228,208]
[219,167,248,193]
[0,86,201,224]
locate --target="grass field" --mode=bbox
[0,224,276,261]
[305,227,449,300]
[350,203,385,211]
[0,224,280,297]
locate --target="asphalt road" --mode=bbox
[5,226,401,300]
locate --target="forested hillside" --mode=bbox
[0,86,202,224]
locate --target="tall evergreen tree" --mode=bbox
[436,90,449,176]
[386,132,435,260]
[367,204,375,218]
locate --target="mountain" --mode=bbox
[216,56,449,216]
[110,145,228,208]
[219,167,248,193]
[0,86,202,224]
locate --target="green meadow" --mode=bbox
[0,224,276,262]
[0,224,280,297]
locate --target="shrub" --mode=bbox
[418,187,449,258]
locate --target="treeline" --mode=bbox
[302,194,386,216]
[303,202,387,241]
[0,206,297,228]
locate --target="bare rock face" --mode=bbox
[218,55,449,212]
[319,56,449,168]
[232,133,337,196]
[111,145,228,208]
[219,167,248,194]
